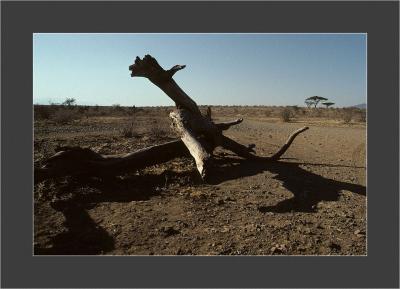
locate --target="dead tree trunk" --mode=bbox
[35,140,190,183]
[36,55,308,182]
[129,55,308,177]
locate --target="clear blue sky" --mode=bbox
[33,33,366,107]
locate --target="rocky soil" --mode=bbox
[34,108,366,255]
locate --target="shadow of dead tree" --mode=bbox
[35,157,365,254]
[35,201,115,255]
[34,169,200,255]
[207,156,366,213]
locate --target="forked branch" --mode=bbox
[36,55,309,182]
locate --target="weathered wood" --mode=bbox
[269,126,309,160]
[221,126,309,160]
[36,55,310,182]
[220,135,260,160]
[35,140,189,183]
[129,55,201,116]
[216,118,243,131]
[170,110,212,179]
[130,55,221,148]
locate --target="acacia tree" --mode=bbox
[305,99,314,108]
[322,102,335,108]
[305,96,328,108]
[62,97,76,107]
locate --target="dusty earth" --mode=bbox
[34,107,366,255]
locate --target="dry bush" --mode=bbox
[264,109,272,117]
[126,106,137,116]
[357,110,366,123]
[34,140,56,165]
[34,105,52,120]
[280,107,293,122]
[52,109,78,124]
[342,109,353,123]
[121,120,139,138]
[289,105,299,115]
[86,106,101,117]
[111,104,126,116]
[148,119,171,139]
[311,108,323,118]
[150,126,165,139]
[77,105,89,115]
[299,107,307,115]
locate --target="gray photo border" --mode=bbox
[1,1,399,288]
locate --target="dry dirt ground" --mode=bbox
[34,107,366,255]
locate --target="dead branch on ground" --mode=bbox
[35,55,308,183]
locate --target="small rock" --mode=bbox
[160,226,180,237]
[221,226,230,233]
[190,191,207,201]
[224,197,236,202]
[328,241,341,251]
[176,248,185,255]
[270,244,286,254]
[354,229,366,237]
[216,199,225,205]
[297,246,306,252]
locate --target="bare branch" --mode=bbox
[221,126,309,161]
[36,55,311,183]
[129,55,201,115]
[216,118,243,130]
[269,126,309,160]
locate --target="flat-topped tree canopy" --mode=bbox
[322,102,335,108]
[305,96,328,108]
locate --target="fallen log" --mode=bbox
[35,140,189,183]
[35,54,309,182]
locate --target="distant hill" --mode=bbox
[352,103,366,109]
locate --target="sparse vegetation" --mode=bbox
[121,121,139,138]
[34,104,367,125]
[34,105,52,120]
[280,107,293,122]
[342,108,354,124]
[52,109,78,124]
[34,105,366,256]
[149,120,170,139]
[358,110,366,122]
[62,97,76,107]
